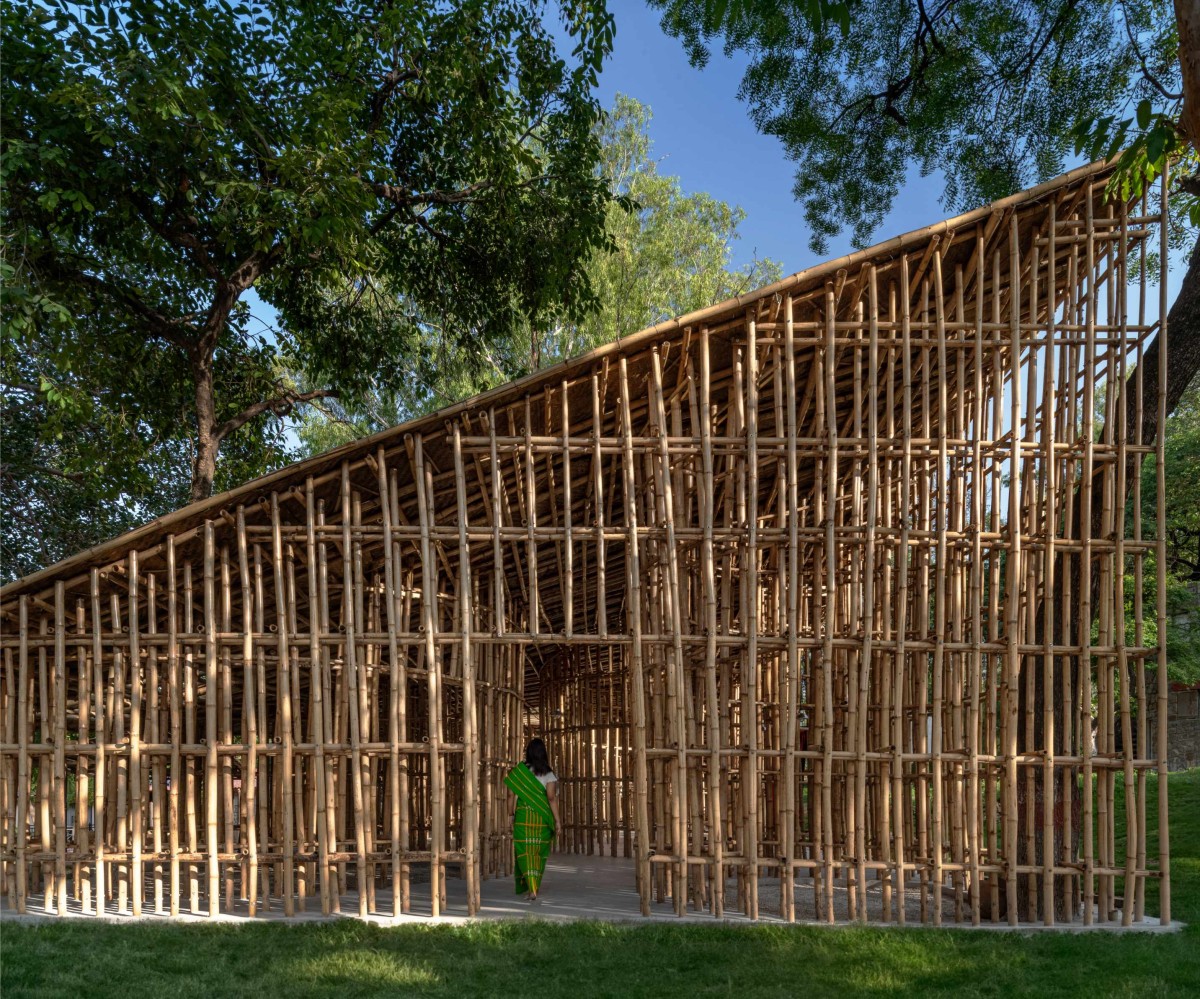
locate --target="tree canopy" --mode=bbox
[2,0,616,579]
[648,0,1198,251]
[296,94,782,455]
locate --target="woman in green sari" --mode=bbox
[504,738,560,902]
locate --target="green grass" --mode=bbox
[3,771,1198,998]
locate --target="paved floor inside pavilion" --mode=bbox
[1,853,1182,932]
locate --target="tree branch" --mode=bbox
[369,58,421,134]
[129,191,222,280]
[214,388,336,443]
[1,462,86,484]
[1014,0,1084,83]
[373,179,492,207]
[33,256,198,351]
[1122,7,1184,102]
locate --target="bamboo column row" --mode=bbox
[525,180,1168,926]
[0,172,1170,925]
[0,453,526,918]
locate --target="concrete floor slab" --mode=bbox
[1,854,1183,933]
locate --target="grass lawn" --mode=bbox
[2,770,1197,998]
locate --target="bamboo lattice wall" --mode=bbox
[0,162,1172,926]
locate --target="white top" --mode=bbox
[535,770,557,788]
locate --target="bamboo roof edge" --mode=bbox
[1,157,1119,601]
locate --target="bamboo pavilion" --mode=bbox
[0,160,1173,926]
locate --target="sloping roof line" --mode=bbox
[2,158,1116,600]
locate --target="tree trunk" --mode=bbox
[1137,231,1200,440]
[188,271,255,502]
[191,351,219,502]
[1176,1,1200,152]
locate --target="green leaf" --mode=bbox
[1136,99,1152,131]
[1146,124,1167,165]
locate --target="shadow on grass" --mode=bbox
[6,914,1196,998]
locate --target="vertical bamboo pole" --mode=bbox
[390,468,412,911]
[698,329,725,917]
[38,613,52,912]
[452,425,482,915]
[204,523,220,917]
[915,276,932,924]
[2,648,10,908]
[1061,240,1079,921]
[525,400,540,638]
[169,547,182,922]
[855,268,882,923]
[236,509,260,916]
[335,469,368,918]
[375,455,404,918]
[147,572,164,914]
[1155,167,1171,925]
[848,296,864,924]
[271,494,298,916]
[1134,189,1150,923]
[1003,217,1024,926]
[1042,206,1059,926]
[353,496,374,913]
[253,545,274,910]
[1080,192,1097,927]
[619,357,653,916]
[650,346,690,914]
[968,234,986,926]
[15,598,29,913]
[590,380,608,640]
[562,383,575,641]
[185,560,199,914]
[287,544,310,911]
[1114,198,1138,927]
[75,597,89,913]
[53,583,68,915]
[987,247,1006,923]
[931,253,950,926]
[413,436,444,917]
[744,312,762,920]
[167,539,181,917]
[91,572,106,915]
[893,258,913,926]
[782,296,801,923]
[821,285,839,922]
[489,410,506,644]
[219,548,235,912]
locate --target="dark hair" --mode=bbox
[524,738,551,776]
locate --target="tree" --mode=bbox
[1,323,294,579]
[2,0,615,535]
[1137,378,1200,685]
[296,95,782,454]
[556,94,783,358]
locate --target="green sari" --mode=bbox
[504,762,555,895]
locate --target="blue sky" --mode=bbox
[596,1,966,272]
